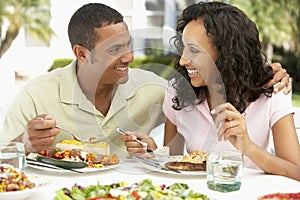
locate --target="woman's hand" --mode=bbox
[119,130,157,158]
[212,103,252,152]
[267,62,292,94]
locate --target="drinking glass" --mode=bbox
[0,142,26,170]
[207,149,243,192]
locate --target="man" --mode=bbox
[0,3,291,156]
[0,3,166,156]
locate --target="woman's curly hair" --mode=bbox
[171,2,273,113]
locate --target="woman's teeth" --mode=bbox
[187,69,201,75]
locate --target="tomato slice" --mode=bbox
[132,190,141,200]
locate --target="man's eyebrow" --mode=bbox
[106,37,132,50]
[108,44,124,49]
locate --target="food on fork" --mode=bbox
[165,150,207,171]
[0,164,35,192]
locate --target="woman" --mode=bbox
[165,1,300,180]
[121,2,300,180]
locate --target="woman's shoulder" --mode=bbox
[246,90,293,123]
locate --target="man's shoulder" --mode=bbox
[22,63,75,90]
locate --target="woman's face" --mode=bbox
[179,19,219,88]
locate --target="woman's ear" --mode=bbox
[73,45,88,62]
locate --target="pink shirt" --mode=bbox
[163,85,294,170]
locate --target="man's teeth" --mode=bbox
[115,67,127,71]
[187,69,201,75]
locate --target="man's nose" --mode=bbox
[121,49,134,63]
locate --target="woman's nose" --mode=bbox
[179,54,190,66]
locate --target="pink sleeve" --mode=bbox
[270,91,294,127]
[163,84,177,125]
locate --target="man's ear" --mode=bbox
[73,45,88,62]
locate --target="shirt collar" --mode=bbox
[59,60,82,105]
[59,61,136,113]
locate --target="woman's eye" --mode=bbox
[190,47,199,54]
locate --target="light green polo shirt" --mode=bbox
[0,60,167,155]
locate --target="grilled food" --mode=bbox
[165,150,207,171]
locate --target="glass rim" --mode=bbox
[209,149,242,155]
[0,142,25,146]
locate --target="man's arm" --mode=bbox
[267,62,292,94]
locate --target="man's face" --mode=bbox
[82,22,134,86]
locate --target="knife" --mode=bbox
[26,158,83,174]
[134,157,181,173]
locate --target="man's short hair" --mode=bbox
[68,3,123,50]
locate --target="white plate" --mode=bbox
[26,153,118,173]
[0,175,50,200]
[26,162,118,173]
[143,156,206,175]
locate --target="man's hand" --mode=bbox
[15,114,59,154]
[266,62,292,94]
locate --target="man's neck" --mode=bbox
[93,84,117,116]
[76,64,117,116]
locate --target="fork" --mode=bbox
[116,128,153,153]
[55,126,83,142]
[37,117,85,142]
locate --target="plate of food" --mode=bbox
[54,178,210,200]
[258,192,300,200]
[142,150,207,175]
[0,164,50,200]
[26,139,119,173]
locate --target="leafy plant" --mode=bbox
[0,0,53,58]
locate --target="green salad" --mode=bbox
[54,179,209,200]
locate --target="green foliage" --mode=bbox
[218,0,299,50]
[292,93,300,107]
[48,58,74,72]
[0,0,53,58]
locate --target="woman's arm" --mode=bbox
[213,103,300,181]
[247,114,300,181]
[245,142,300,181]
[242,114,300,181]
[164,118,185,155]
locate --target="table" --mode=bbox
[25,160,300,200]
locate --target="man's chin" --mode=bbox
[117,74,129,84]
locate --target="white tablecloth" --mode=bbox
[24,160,300,200]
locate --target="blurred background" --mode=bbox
[0,0,299,109]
